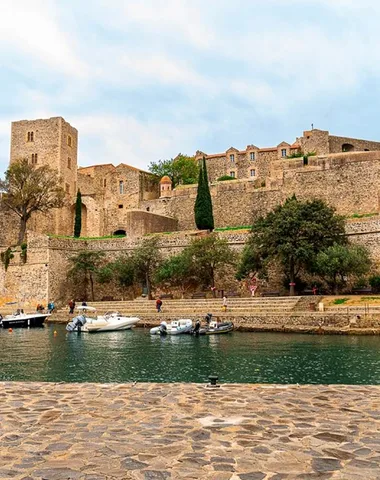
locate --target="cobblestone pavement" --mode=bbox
[1,382,380,479]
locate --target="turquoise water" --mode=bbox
[1,324,380,384]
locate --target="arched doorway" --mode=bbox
[342,143,354,152]
[113,229,127,237]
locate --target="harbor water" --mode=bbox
[2,324,380,384]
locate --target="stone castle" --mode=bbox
[2,116,380,305]
[3,116,380,245]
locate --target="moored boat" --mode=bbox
[0,311,50,328]
[66,306,140,333]
[201,320,234,335]
[191,314,234,335]
[150,319,193,335]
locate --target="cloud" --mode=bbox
[1,0,380,178]
[0,0,87,77]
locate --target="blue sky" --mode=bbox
[1,0,380,175]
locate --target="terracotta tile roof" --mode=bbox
[258,147,277,152]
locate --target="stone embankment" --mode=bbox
[48,296,380,335]
[1,382,380,479]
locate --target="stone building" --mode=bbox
[3,116,380,244]
[3,116,380,305]
[197,128,380,183]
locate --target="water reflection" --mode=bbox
[1,326,380,384]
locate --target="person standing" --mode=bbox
[68,299,74,314]
[156,297,163,313]
[222,295,228,312]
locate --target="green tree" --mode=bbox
[194,157,214,231]
[187,234,235,290]
[155,250,198,297]
[0,158,65,244]
[133,237,162,299]
[238,196,346,295]
[74,190,82,238]
[68,251,105,301]
[313,243,371,294]
[148,154,199,187]
[113,254,135,288]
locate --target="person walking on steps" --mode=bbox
[156,297,163,313]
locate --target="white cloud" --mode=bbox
[0,0,87,77]
[72,114,208,170]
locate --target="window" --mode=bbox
[31,153,38,165]
[250,152,255,161]
[118,204,123,209]
[281,149,287,157]
[67,135,72,147]
[229,154,235,163]
[67,157,72,169]
[103,179,107,187]
[65,183,70,194]
[119,180,124,194]
[27,131,34,142]
[250,169,256,177]
[229,171,235,178]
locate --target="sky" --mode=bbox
[1,0,380,175]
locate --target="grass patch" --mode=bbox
[215,225,251,232]
[361,296,380,301]
[48,234,127,241]
[333,298,349,305]
[348,213,378,219]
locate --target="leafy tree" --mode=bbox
[148,154,199,187]
[194,157,214,231]
[68,251,105,301]
[155,250,198,297]
[113,254,135,288]
[238,196,346,295]
[74,190,82,238]
[313,243,371,294]
[0,158,65,244]
[132,237,162,299]
[187,234,235,290]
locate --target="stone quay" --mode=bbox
[1,382,380,479]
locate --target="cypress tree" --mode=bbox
[74,189,82,238]
[194,157,214,230]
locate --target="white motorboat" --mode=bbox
[66,306,140,333]
[0,310,51,328]
[150,319,193,335]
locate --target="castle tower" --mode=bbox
[160,176,172,198]
[10,117,78,236]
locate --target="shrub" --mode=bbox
[1,247,14,271]
[20,242,27,264]
[333,298,349,305]
[217,175,237,181]
[369,275,380,292]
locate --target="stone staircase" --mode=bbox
[56,296,303,316]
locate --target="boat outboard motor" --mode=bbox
[66,314,87,332]
[192,319,201,335]
[205,313,212,325]
[159,321,167,335]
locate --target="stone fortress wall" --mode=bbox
[3,117,380,303]
[2,217,380,306]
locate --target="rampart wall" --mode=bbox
[2,217,380,307]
